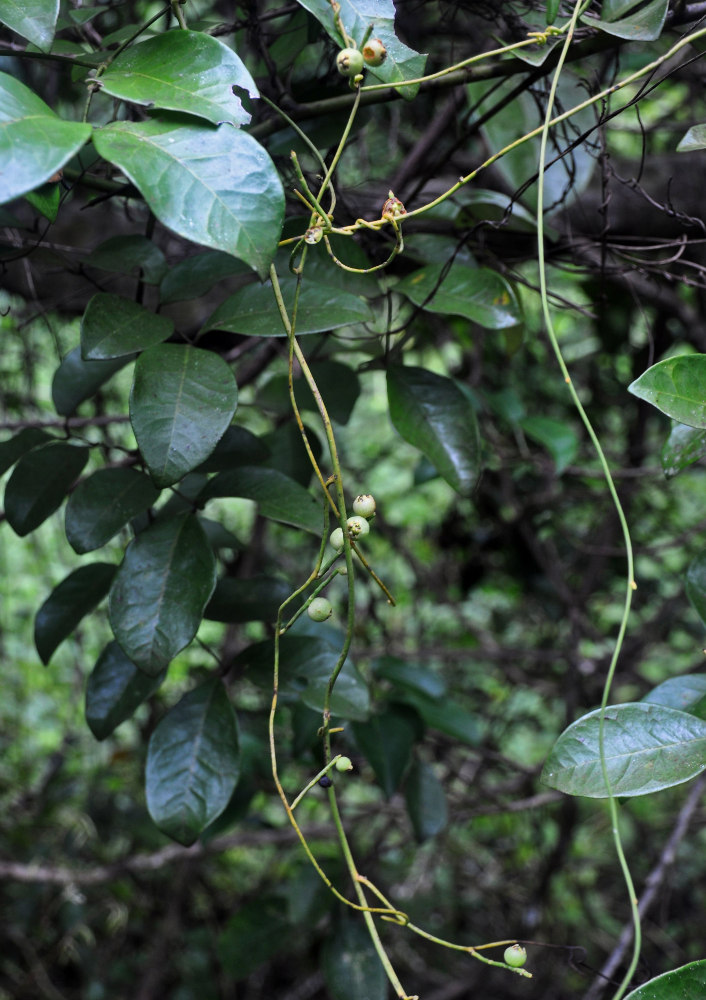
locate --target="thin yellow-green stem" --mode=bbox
[535,5,639,999]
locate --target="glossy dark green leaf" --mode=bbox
[0,427,54,476]
[81,293,173,360]
[396,261,521,330]
[259,421,321,487]
[404,757,448,841]
[92,117,284,278]
[583,0,668,39]
[258,361,360,425]
[65,467,161,554]
[109,513,216,674]
[602,0,643,17]
[195,425,270,473]
[25,179,61,221]
[52,347,130,417]
[624,960,706,1000]
[322,916,387,1000]
[237,635,370,721]
[351,708,416,798]
[99,30,256,126]
[217,899,291,979]
[677,125,706,153]
[202,466,322,534]
[130,343,238,488]
[203,276,372,336]
[205,576,292,623]
[629,355,706,428]
[387,365,481,494]
[685,552,706,628]
[0,73,90,203]
[0,0,58,53]
[454,189,538,233]
[642,675,706,715]
[373,656,446,700]
[160,250,248,304]
[4,442,88,536]
[546,0,560,23]
[145,678,239,845]
[88,235,167,284]
[541,703,706,797]
[520,415,578,475]
[35,563,116,665]
[296,0,426,96]
[661,422,706,477]
[86,640,165,740]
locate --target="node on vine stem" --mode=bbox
[336,48,364,77]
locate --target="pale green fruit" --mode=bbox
[504,945,527,968]
[352,494,376,519]
[336,48,364,77]
[346,515,369,539]
[330,527,344,550]
[335,755,353,772]
[308,597,333,622]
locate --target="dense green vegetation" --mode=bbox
[3,1,706,997]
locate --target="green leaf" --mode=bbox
[583,0,668,39]
[295,0,426,96]
[402,691,482,745]
[0,0,58,52]
[25,179,61,222]
[404,757,448,841]
[0,427,54,476]
[351,708,416,798]
[130,343,238,488]
[217,899,291,979]
[92,117,284,278]
[109,513,216,675]
[203,276,372,336]
[258,361,360,424]
[629,355,706,429]
[624,960,706,1000]
[541,703,706,798]
[546,0,560,23]
[99,30,257,127]
[237,635,370,721]
[661,422,706,477]
[322,916,387,1000]
[65,467,161,554]
[52,347,130,417]
[81,293,173,360]
[0,73,90,203]
[145,678,240,845]
[35,563,116,665]
[373,656,447,700]
[677,124,706,153]
[602,0,645,18]
[202,466,322,534]
[205,576,292,623]
[4,442,88,536]
[387,365,481,494]
[453,189,539,233]
[88,236,168,284]
[86,640,165,740]
[396,261,521,330]
[520,415,578,475]
[195,425,270,473]
[259,421,322,486]
[643,675,706,715]
[160,250,248,304]
[686,552,706,628]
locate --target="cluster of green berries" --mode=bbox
[336,38,387,78]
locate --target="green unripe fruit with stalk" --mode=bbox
[330,527,344,551]
[352,494,376,519]
[308,597,333,622]
[504,945,527,968]
[336,48,364,77]
[335,755,353,772]
[346,515,369,539]
[362,38,387,67]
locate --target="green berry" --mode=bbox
[308,597,333,622]
[330,527,344,550]
[335,755,353,772]
[336,47,364,77]
[504,945,527,968]
[352,494,376,519]
[362,38,387,67]
[346,515,369,539]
